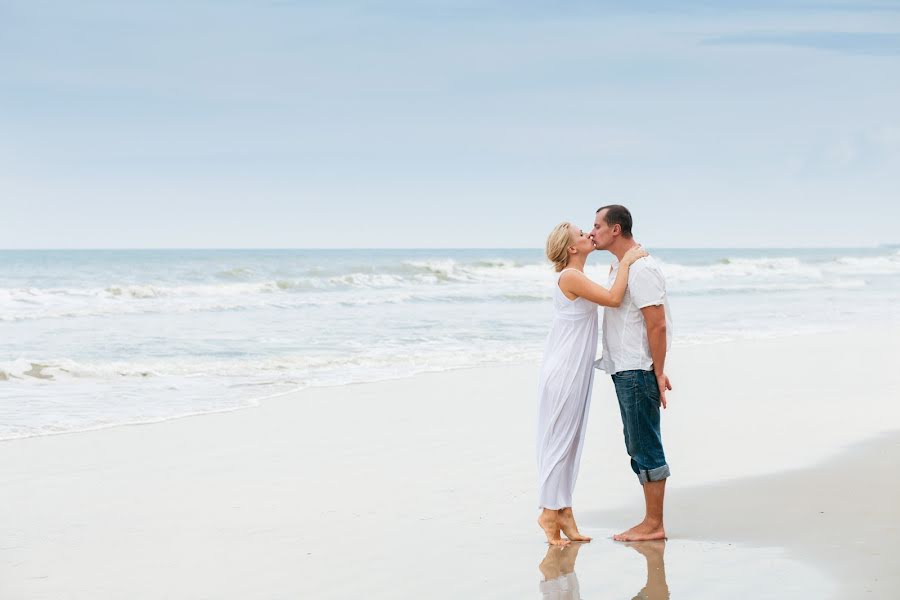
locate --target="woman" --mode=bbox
[537,222,647,545]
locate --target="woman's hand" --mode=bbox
[622,244,649,266]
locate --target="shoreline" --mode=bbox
[1,322,891,444]
[1,327,898,598]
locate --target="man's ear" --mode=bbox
[611,224,621,236]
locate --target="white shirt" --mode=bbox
[595,255,673,375]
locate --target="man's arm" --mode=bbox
[640,304,671,409]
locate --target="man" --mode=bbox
[590,204,673,542]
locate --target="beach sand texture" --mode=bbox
[0,328,897,599]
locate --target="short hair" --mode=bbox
[596,204,633,238]
[545,222,573,272]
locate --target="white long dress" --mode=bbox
[536,268,599,510]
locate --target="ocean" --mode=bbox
[2,247,898,440]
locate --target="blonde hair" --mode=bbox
[545,222,573,272]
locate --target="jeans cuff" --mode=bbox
[637,464,670,484]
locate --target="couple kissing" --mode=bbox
[536,204,674,546]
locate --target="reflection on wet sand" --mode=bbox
[539,542,583,599]
[625,540,669,600]
[537,540,669,600]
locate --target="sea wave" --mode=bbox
[0,345,544,386]
[1,250,897,322]
[0,283,421,321]
[829,253,900,274]
[662,253,900,283]
[400,258,549,283]
[0,344,544,440]
[671,278,868,296]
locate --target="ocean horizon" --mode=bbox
[2,246,898,441]
[3,244,899,250]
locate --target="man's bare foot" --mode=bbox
[613,520,666,542]
[558,507,592,542]
[538,511,570,546]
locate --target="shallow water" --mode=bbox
[330,531,833,600]
[541,534,833,599]
[471,533,833,600]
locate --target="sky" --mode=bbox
[1,0,899,249]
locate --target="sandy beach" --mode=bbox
[5,0,899,596]
[1,327,898,599]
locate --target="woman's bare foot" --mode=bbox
[538,509,570,546]
[613,519,666,542]
[558,507,592,542]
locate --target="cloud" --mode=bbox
[703,31,900,56]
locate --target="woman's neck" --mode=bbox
[566,256,588,271]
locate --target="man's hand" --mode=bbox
[657,373,672,409]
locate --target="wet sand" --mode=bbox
[0,328,897,598]
[586,433,900,598]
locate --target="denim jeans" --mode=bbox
[611,369,671,484]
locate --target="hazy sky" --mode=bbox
[2,1,899,248]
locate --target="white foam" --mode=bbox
[0,345,544,440]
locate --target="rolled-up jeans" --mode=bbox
[611,369,671,484]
